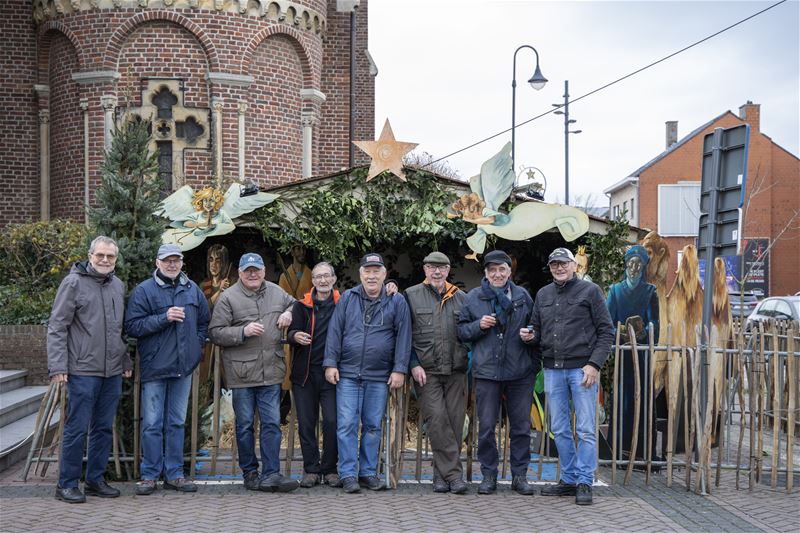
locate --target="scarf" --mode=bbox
[480,278,512,327]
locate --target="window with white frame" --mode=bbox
[658,183,701,236]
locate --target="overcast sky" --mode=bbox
[369,0,799,207]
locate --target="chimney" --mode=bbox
[739,101,760,132]
[665,121,678,149]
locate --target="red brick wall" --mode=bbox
[638,112,799,295]
[0,326,48,386]
[2,3,371,226]
[318,0,374,174]
[247,35,304,186]
[48,33,83,221]
[0,0,39,226]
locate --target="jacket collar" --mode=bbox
[152,269,189,287]
[238,278,267,297]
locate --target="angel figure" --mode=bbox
[155,182,278,251]
[447,142,590,260]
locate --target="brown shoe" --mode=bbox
[324,473,342,487]
[300,473,320,488]
[164,478,197,493]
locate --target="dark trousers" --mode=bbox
[416,372,466,482]
[59,375,122,488]
[475,373,534,478]
[292,369,338,475]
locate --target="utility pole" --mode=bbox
[553,80,581,205]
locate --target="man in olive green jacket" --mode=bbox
[406,251,469,494]
[208,253,297,493]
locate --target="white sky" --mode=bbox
[369,0,800,207]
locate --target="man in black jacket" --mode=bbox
[532,247,614,505]
[287,262,341,489]
[457,250,538,496]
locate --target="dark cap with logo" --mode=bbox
[483,250,512,267]
[360,252,385,268]
[423,251,450,266]
[548,247,576,263]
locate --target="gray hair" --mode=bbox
[312,261,336,277]
[88,235,119,255]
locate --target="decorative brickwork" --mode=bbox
[2,0,374,226]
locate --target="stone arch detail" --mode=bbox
[242,26,314,86]
[103,10,219,72]
[37,21,84,81]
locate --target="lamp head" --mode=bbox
[528,64,547,90]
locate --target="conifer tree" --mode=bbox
[88,116,164,288]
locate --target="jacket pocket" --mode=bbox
[231,356,260,383]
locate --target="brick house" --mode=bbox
[604,102,799,297]
[0,0,375,227]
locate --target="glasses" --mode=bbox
[549,262,569,271]
[92,253,117,261]
[159,258,183,265]
[312,273,334,281]
[424,265,449,272]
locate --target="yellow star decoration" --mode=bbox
[353,119,418,181]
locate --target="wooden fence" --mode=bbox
[20,321,798,494]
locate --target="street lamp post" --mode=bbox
[511,45,547,175]
[552,80,581,205]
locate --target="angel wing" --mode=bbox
[469,142,514,214]
[221,183,279,220]
[154,185,196,221]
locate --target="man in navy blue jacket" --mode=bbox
[323,253,411,494]
[457,250,538,496]
[125,243,209,496]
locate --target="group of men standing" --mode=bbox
[48,237,613,506]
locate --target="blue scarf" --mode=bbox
[480,278,512,327]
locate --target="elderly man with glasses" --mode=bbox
[531,247,614,505]
[406,252,470,494]
[287,262,342,488]
[125,243,210,496]
[48,236,131,503]
[323,253,411,494]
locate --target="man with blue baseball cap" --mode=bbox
[125,243,210,495]
[209,252,299,492]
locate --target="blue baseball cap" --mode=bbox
[157,243,183,260]
[239,253,265,270]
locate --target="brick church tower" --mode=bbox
[1,0,375,226]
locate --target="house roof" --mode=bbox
[603,176,638,195]
[626,111,732,178]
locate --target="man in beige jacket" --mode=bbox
[208,252,297,492]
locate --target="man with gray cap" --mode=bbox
[532,247,614,505]
[457,249,538,495]
[208,252,298,493]
[125,243,210,495]
[406,252,469,494]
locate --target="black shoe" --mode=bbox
[511,476,535,495]
[449,478,468,495]
[55,486,86,504]
[477,475,497,495]
[576,483,592,505]
[358,475,385,491]
[324,473,342,487]
[432,475,449,493]
[84,480,120,498]
[341,476,361,493]
[540,480,577,497]
[300,472,321,488]
[259,472,299,493]
[135,479,157,495]
[243,470,260,491]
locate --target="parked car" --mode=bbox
[728,290,759,319]
[745,296,800,332]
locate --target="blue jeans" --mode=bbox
[59,375,121,488]
[544,367,598,486]
[140,374,192,481]
[336,377,388,479]
[231,384,281,478]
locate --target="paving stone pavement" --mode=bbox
[1,468,798,533]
